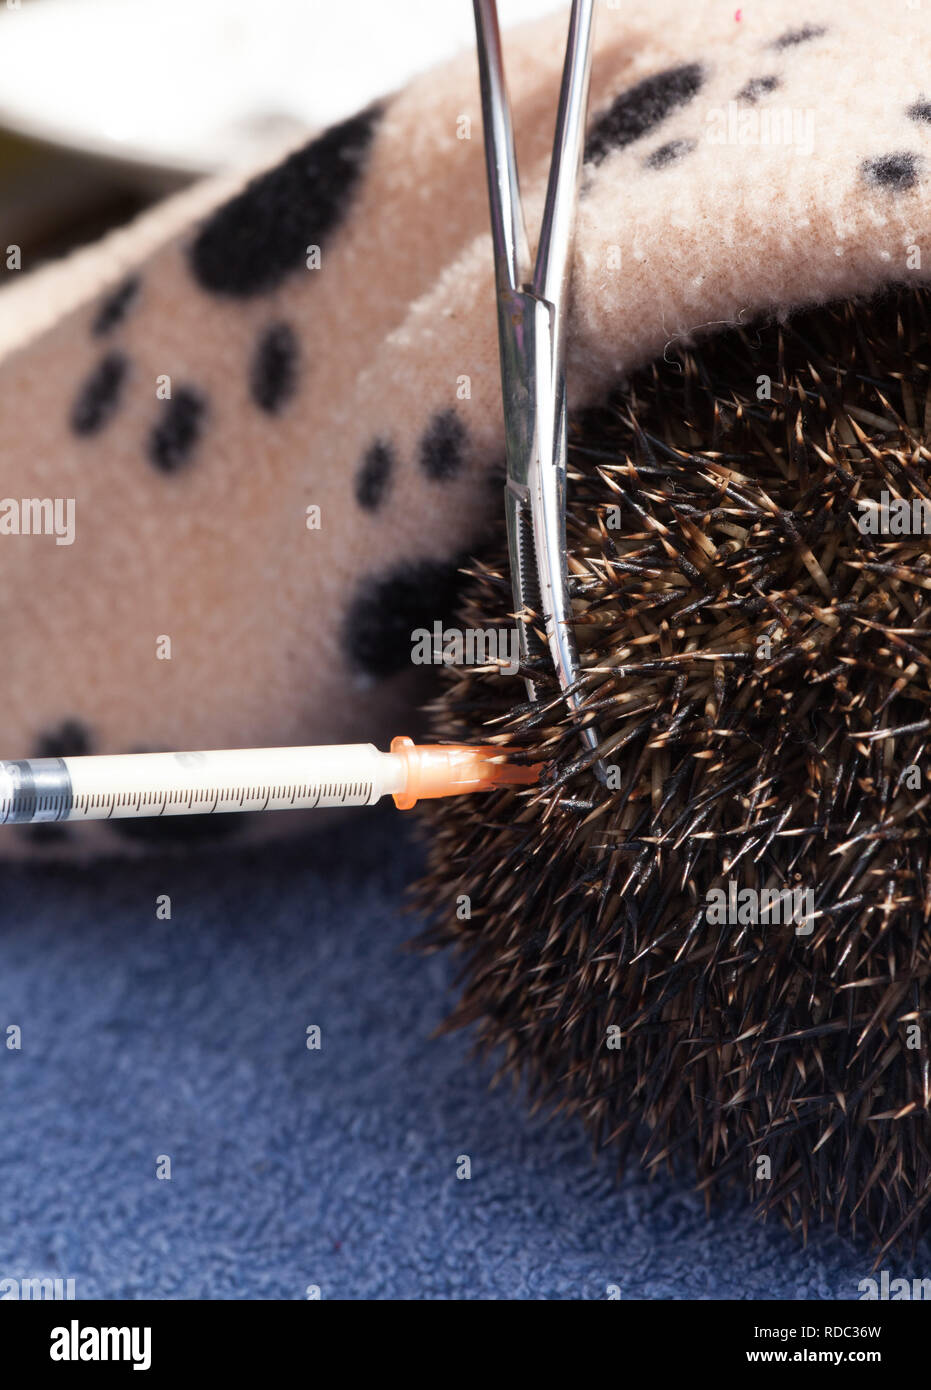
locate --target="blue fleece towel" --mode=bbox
[0,808,927,1300]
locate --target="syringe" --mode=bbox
[0,736,540,826]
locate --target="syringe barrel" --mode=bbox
[0,745,406,824]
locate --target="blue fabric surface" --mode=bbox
[1,808,927,1300]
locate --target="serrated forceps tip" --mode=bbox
[473,0,603,777]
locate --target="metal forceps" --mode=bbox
[473,0,602,773]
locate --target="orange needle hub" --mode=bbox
[389,736,541,810]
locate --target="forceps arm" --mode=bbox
[474,0,603,775]
[533,0,594,323]
[473,0,532,296]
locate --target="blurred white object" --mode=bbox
[0,0,558,181]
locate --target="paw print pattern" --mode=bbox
[342,557,470,680]
[585,63,705,166]
[250,323,300,415]
[355,439,396,511]
[644,138,696,170]
[861,153,922,192]
[147,387,207,473]
[188,103,384,297]
[587,25,829,176]
[69,107,383,475]
[91,275,141,337]
[737,75,781,103]
[418,410,468,482]
[860,98,931,195]
[769,25,827,51]
[70,352,129,435]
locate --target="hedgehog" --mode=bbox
[414,283,931,1260]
